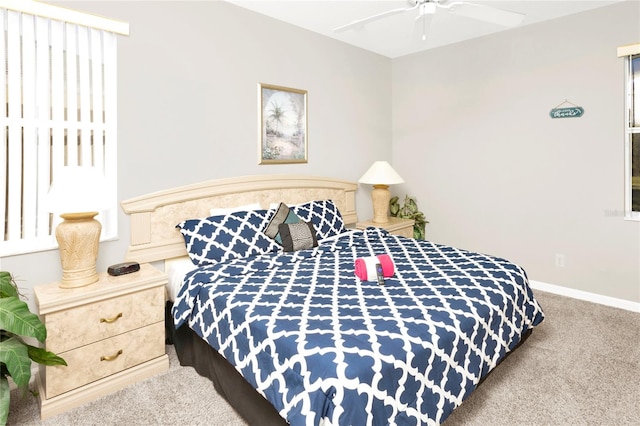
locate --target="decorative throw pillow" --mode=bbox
[290,199,347,240]
[278,221,318,252]
[176,209,280,266]
[263,202,303,244]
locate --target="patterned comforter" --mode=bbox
[173,228,544,425]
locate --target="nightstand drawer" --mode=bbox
[44,321,165,399]
[43,286,164,354]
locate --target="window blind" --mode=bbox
[0,4,127,256]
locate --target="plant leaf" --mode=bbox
[389,196,399,216]
[0,298,47,342]
[0,375,9,426]
[27,345,67,367]
[0,272,19,299]
[390,194,427,229]
[0,337,31,388]
[406,197,418,214]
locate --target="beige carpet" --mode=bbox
[7,290,640,425]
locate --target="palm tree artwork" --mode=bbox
[261,84,307,163]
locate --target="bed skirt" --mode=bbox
[166,303,288,425]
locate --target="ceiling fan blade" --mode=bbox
[446,2,525,27]
[333,4,419,33]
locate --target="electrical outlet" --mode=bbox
[555,253,565,267]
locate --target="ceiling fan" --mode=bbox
[333,0,525,41]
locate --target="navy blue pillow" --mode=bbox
[291,200,347,240]
[176,209,280,266]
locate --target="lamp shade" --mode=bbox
[45,166,110,214]
[358,161,404,185]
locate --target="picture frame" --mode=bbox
[259,83,308,164]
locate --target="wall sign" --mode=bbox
[550,100,584,119]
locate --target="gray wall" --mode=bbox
[392,1,640,303]
[2,1,391,308]
[2,1,638,308]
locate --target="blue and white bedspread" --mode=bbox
[173,228,544,426]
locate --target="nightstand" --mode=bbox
[34,263,169,419]
[356,216,415,238]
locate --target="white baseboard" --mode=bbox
[529,280,640,313]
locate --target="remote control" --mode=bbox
[375,263,385,286]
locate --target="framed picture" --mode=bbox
[259,83,307,164]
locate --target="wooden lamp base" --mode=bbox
[371,184,391,224]
[55,212,101,288]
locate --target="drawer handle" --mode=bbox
[100,349,123,362]
[100,312,123,324]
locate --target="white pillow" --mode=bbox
[209,202,262,217]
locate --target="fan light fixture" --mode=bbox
[359,161,404,224]
[417,1,436,41]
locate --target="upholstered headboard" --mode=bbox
[121,174,358,264]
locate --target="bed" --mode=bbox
[121,174,544,426]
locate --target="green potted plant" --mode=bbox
[0,271,66,425]
[389,195,429,240]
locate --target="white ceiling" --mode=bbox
[226,0,625,58]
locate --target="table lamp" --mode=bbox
[358,161,404,224]
[45,166,110,288]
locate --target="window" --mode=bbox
[620,43,640,220]
[0,2,128,256]
[625,53,640,219]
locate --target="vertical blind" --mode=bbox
[0,4,126,256]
